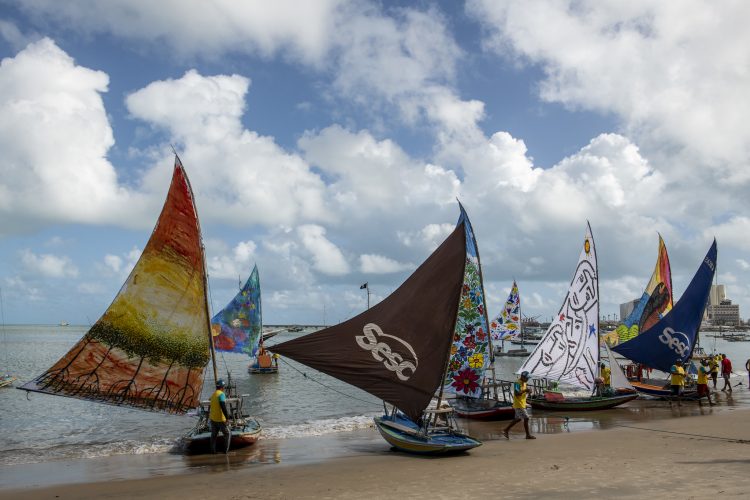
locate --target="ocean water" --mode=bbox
[1,325,749,468]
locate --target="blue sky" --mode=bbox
[0,1,748,326]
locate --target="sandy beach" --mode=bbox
[3,406,748,499]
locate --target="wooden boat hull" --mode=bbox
[184,419,262,454]
[630,381,699,399]
[529,393,638,411]
[374,415,481,455]
[450,399,515,420]
[0,375,16,389]
[248,365,278,374]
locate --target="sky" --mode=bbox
[0,0,748,326]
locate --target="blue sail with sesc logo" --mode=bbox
[613,240,716,373]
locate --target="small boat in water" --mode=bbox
[273,203,485,455]
[0,374,16,389]
[210,265,279,375]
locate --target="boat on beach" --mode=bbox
[183,375,261,453]
[273,203,485,454]
[517,223,637,411]
[613,240,717,401]
[19,155,259,454]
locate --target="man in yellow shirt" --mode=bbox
[669,360,686,406]
[696,359,713,406]
[503,371,535,440]
[209,379,231,454]
[709,354,720,389]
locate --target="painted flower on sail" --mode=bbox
[468,353,484,369]
[451,368,480,394]
[445,254,490,397]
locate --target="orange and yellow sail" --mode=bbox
[20,157,211,413]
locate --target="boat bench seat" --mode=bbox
[543,391,565,402]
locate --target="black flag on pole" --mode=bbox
[360,282,368,289]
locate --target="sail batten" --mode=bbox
[272,215,469,423]
[20,157,211,414]
[517,223,599,391]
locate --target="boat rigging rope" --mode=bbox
[277,357,382,409]
[612,423,749,444]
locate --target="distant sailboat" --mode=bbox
[19,155,260,451]
[491,282,529,357]
[272,203,483,454]
[517,223,637,411]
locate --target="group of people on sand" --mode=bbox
[669,353,749,407]
[503,354,750,440]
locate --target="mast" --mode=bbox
[178,152,218,384]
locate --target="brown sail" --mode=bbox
[20,157,211,414]
[272,220,467,422]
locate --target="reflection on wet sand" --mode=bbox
[460,387,749,440]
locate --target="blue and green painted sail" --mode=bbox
[443,203,492,398]
[210,265,263,356]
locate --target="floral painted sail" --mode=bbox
[20,157,211,414]
[613,235,673,345]
[443,204,491,397]
[489,281,521,341]
[517,223,599,391]
[211,265,262,356]
[272,207,472,423]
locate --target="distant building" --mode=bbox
[619,299,640,322]
[705,285,741,326]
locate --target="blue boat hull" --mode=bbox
[373,415,482,455]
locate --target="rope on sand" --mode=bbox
[613,424,750,444]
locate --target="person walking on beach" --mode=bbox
[721,354,733,393]
[696,359,713,406]
[503,371,535,440]
[709,354,720,389]
[210,379,232,454]
[745,358,750,389]
[669,360,685,406]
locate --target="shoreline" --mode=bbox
[3,405,749,499]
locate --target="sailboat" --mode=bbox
[19,155,260,452]
[491,282,529,357]
[272,204,483,454]
[517,223,638,411]
[210,265,278,374]
[607,235,673,346]
[444,221,514,421]
[612,240,717,399]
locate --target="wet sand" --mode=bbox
[2,397,749,499]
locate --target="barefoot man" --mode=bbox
[504,371,535,440]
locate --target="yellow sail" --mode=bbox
[21,157,210,413]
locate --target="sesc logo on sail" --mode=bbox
[658,327,691,357]
[356,323,419,381]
